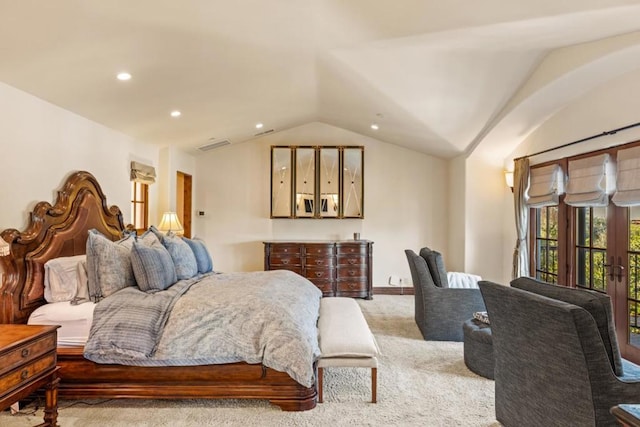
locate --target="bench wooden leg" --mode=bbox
[318,367,324,403]
[371,367,377,403]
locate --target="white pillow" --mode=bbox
[44,255,88,303]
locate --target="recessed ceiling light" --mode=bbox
[256,123,264,129]
[371,123,379,130]
[117,72,131,81]
[170,110,181,118]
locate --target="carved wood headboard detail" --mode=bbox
[0,171,125,324]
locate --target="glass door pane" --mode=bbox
[628,206,640,348]
[574,206,608,292]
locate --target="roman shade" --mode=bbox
[130,161,156,184]
[612,145,640,207]
[526,164,563,208]
[564,154,611,207]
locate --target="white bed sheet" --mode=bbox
[28,301,96,347]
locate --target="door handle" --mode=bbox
[604,256,615,282]
[615,256,625,283]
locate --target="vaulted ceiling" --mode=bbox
[2,1,640,158]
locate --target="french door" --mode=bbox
[529,144,640,363]
[571,204,640,361]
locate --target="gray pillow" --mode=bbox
[86,230,136,301]
[511,276,623,376]
[137,228,161,246]
[162,234,198,279]
[419,247,449,288]
[130,240,177,292]
[182,237,213,274]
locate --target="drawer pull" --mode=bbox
[21,369,29,380]
[349,283,356,289]
[283,248,289,252]
[347,259,356,265]
[282,259,289,265]
[315,272,323,278]
[315,260,323,265]
[21,348,29,358]
[348,270,356,276]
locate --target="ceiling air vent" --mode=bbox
[254,128,275,137]
[198,139,231,152]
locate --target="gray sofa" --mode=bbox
[405,249,485,341]
[480,278,640,427]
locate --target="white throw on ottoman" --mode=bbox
[317,297,380,403]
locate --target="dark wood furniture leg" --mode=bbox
[318,367,323,403]
[39,374,60,427]
[372,367,377,403]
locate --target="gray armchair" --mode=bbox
[480,279,640,427]
[405,249,485,341]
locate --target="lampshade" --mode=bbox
[504,171,514,189]
[0,236,9,256]
[157,212,184,235]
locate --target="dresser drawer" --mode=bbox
[337,255,366,266]
[268,265,303,275]
[269,254,302,267]
[304,244,335,256]
[0,352,56,395]
[337,280,367,293]
[309,279,334,295]
[305,267,335,281]
[305,256,335,268]
[269,244,302,255]
[0,334,56,377]
[337,266,367,279]
[337,244,367,255]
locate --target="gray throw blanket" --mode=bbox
[84,270,322,387]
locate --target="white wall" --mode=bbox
[195,122,449,286]
[158,146,197,233]
[0,82,160,231]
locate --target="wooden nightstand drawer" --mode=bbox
[0,352,56,395]
[0,334,56,377]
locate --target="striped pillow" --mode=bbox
[162,234,198,279]
[182,237,213,274]
[130,240,177,292]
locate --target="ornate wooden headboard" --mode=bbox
[0,171,125,324]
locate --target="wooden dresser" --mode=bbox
[0,324,60,427]
[263,240,373,299]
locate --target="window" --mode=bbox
[534,205,559,284]
[131,181,148,234]
[574,206,607,293]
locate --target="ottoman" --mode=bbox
[463,318,494,380]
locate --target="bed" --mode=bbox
[0,171,319,411]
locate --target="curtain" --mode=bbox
[612,145,640,207]
[512,157,530,279]
[564,154,610,207]
[527,164,563,207]
[130,161,156,185]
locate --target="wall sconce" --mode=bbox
[157,212,184,235]
[504,171,514,192]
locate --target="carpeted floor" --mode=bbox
[0,295,498,426]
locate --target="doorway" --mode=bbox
[177,171,192,238]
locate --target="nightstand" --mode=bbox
[0,324,60,427]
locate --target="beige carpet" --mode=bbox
[1,295,498,426]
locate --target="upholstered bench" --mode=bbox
[317,297,380,403]
[462,318,494,379]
